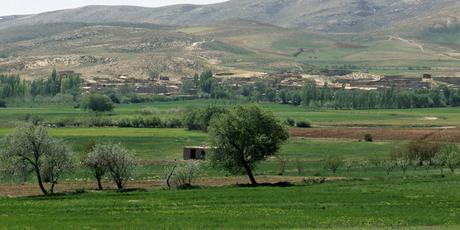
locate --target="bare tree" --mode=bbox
[165,161,201,188]
[0,124,74,195]
[95,143,136,190]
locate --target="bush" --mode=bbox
[296,121,311,128]
[434,143,460,174]
[165,161,201,189]
[364,133,373,142]
[295,158,305,175]
[285,118,296,127]
[275,155,288,176]
[406,141,441,165]
[323,156,344,173]
[80,94,114,113]
[0,100,6,108]
[140,107,160,115]
[54,118,80,127]
[165,117,183,128]
[83,117,113,127]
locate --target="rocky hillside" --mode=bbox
[1,0,458,33]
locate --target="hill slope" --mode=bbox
[1,0,459,33]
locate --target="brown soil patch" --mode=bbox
[290,127,460,142]
[0,176,345,197]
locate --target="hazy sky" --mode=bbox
[0,0,228,16]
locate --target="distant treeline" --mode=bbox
[0,69,82,99]
[184,72,460,109]
[282,82,460,109]
[2,70,460,110]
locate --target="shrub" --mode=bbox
[296,121,311,128]
[364,133,373,142]
[406,141,441,165]
[0,100,6,108]
[380,159,397,176]
[275,155,288,176]
[390,147,411,176]
[285,118,296,127]
[83,117,113,127]
[295,158,305,175]
[140,107,160,115]
[165,118,183,128]
[434,143,460,174]
[323,156,344,173]
[80,94,114,113]
[165,161,201,189]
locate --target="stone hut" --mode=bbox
[183,146,209,160]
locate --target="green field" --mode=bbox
[2,100,460,128]
[0,177,459,229]
[0,101,459,229]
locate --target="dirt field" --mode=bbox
[0,176,329,197]
[290,127,460,142]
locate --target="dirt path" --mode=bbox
[0,176,322,197]
[388,36,425,52]
[290,127,460,142]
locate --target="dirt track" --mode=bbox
[290,127,460,142]
[0,176,316,197]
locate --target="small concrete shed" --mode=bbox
[183,146,209,160]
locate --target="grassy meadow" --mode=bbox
[0,177,459,229]
[2,100,460,128]
[0,100,459,229]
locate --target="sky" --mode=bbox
[0,0,228,16]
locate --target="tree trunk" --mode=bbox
[243,163,257,185]
[34,166,48,195]
[96,177,103,190]
[116,180,124,190]
[50,182,56,195]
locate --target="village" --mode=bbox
[77,70,460,96]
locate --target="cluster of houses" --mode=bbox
[77,70,459,96]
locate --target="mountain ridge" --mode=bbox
[1,0,459,33]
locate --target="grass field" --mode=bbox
[2,100,460,128]
[0,177,459,229]
[0,101,460,229]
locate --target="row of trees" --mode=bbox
[0,105,288,195]
[0,125,136,195]
[0,70,82,99]
[322,141,460,176]
[181,71,460,109]
[297,83,460,109]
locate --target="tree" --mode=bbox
[434,143,460,174]
[164,161,201,189]
[80,94,114,113]
[0,124,74,195]
[323,156,344,173]
[94,143,136,190]
[209,105,289,184]
[199,70,215,94]
[84,143,108,190]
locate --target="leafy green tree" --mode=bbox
[0,124,74,195]
[199,70,215,94]
[81,94,114,113]
[209,105,289,184]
